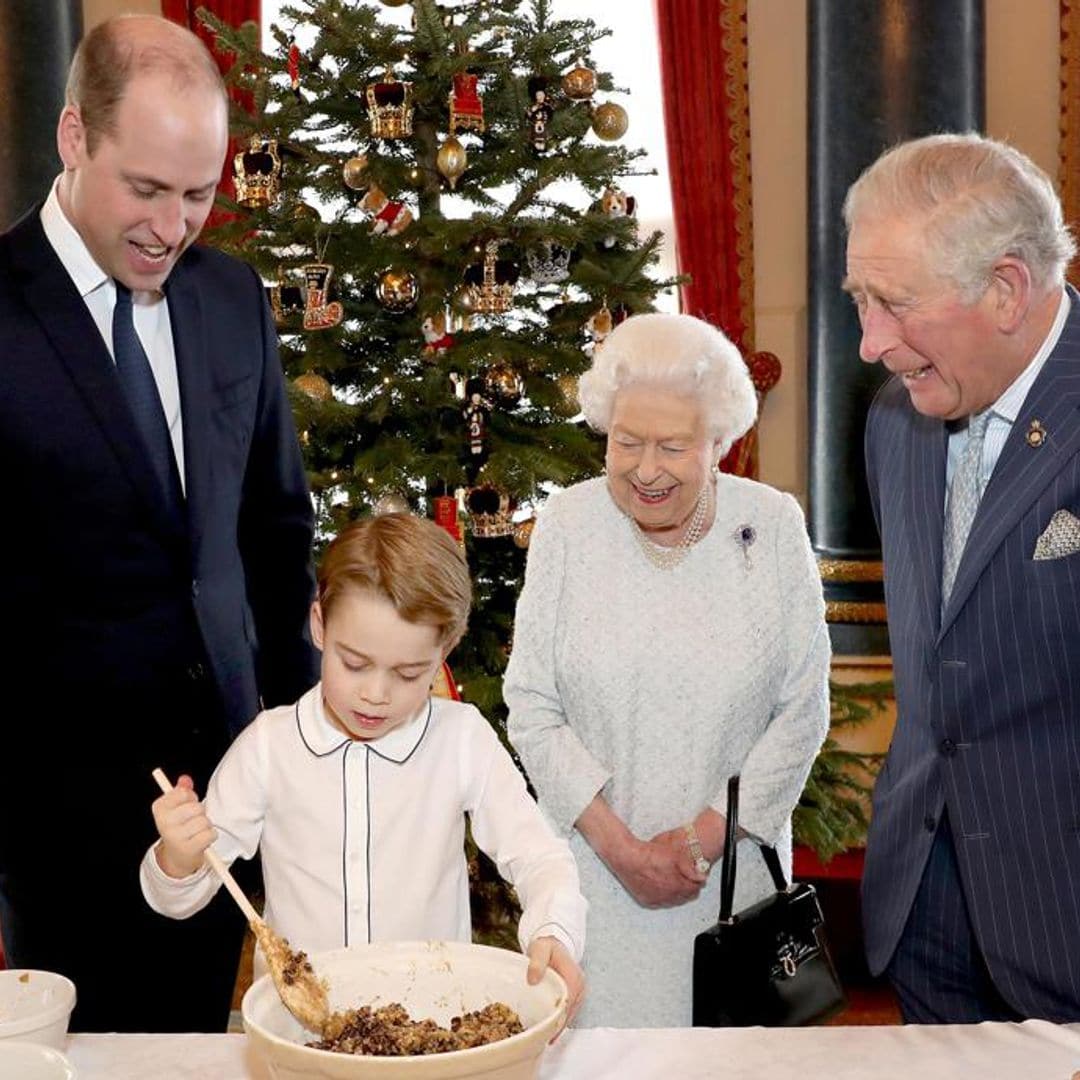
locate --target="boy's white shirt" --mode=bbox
[140,686,586,974]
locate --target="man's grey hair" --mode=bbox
[843,132,1076,301]
[577,312,757,456]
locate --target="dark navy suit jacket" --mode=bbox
[0,209,319,872]
[862,287,1080,1020]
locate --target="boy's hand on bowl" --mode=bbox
[526,936,584,1037]
[151,773,218,879]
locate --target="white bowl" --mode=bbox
[242,941,568,1080]
[0,1041,76,1079]
[0,971,76,1049]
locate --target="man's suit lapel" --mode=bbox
[9,212,186,543]
[164,258,211,561]
[904,406,949,640]
[939,289,1080,636]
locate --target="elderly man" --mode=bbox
[0,16,317,1030]
[844,133,1080,1023]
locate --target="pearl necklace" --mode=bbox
[630,481,711,570]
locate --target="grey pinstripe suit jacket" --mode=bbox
[861,287,1080,1020]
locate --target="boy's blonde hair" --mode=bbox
[317,513,471,650]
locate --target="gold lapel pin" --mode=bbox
[1026,419,1047,448]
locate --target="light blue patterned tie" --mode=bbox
[941,409,992,609]
[113,282,183,521]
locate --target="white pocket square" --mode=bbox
[1033,509,1080,560]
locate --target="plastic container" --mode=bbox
[0,970,77,1050]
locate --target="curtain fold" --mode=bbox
[1062,0,1080,288]
[162,1,261,223]
[655,0,777,478]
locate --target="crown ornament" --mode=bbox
[233,135,282,209]
[366,69,414,138]
[462,240,519,315]
[466,486,515,539]
[525,240,572,284]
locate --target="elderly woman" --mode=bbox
[504,313,831,1027]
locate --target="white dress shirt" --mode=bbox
[946,288,1070,499]
[140,686,587,974]
[39,178,186,489]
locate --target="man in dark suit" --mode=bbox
[0,15,318,1031]
[844,133,1080,1023]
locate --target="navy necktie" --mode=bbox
[112,283,183,519]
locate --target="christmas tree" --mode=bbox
[200,0,671,729]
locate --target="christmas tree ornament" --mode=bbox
[462,240,519,315]
[436,135,468,190]
[561,58,597,101]
[525,240,572,284]
[554,373,580,416]
[591,100,629,141]
[451,283,479,317]
[302,263,344,330]
[599,186,637,248]
[294,372,333,401]
[421,312,455,357]
[484,361,524,403]
[366,70,414,138]
[293,201,320,221]
[449,72,485,134]
[463,377,492,476]
[373,490,410,515]
[233,134,282,208]
[360,183,414,235]
[375,267,420,313]
[267,278,306,328]
[466,485,514,538]
[513,516,536,549]
[342,154,370,191]
[432,494,463,546]
[287,36,301,101]
[585,302,614,348]
[526,76,554,154]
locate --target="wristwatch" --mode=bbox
[684,823,711,876]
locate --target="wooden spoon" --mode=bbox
[151,767,330,1034]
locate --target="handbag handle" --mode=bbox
[717,774,790,923]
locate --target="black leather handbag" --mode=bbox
[692,775,846,1026]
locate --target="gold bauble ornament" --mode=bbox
[513,517,536,549]
[484,361,524,403]
[375,267,420,313]
[373,491,410,515]
[451,283,480,315]
[553,373,580,416]
[342,155,370,191]
[436,135,468,190]
[561,61,597,101]
[591,101,629,141]
[294,372,333,401]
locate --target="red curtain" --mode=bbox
[655,0,778,477]
[161,0,261,223]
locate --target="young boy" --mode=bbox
[142,513,586,1020]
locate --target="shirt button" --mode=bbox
[923,814,937,832]
[940,738,957,757]
[191,578,200,599]
[187,662,206,681]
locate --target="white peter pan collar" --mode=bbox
[294,685,433,763]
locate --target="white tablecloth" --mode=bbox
[61,1022,1080,1079]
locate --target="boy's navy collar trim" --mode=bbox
[294,685,433,763]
